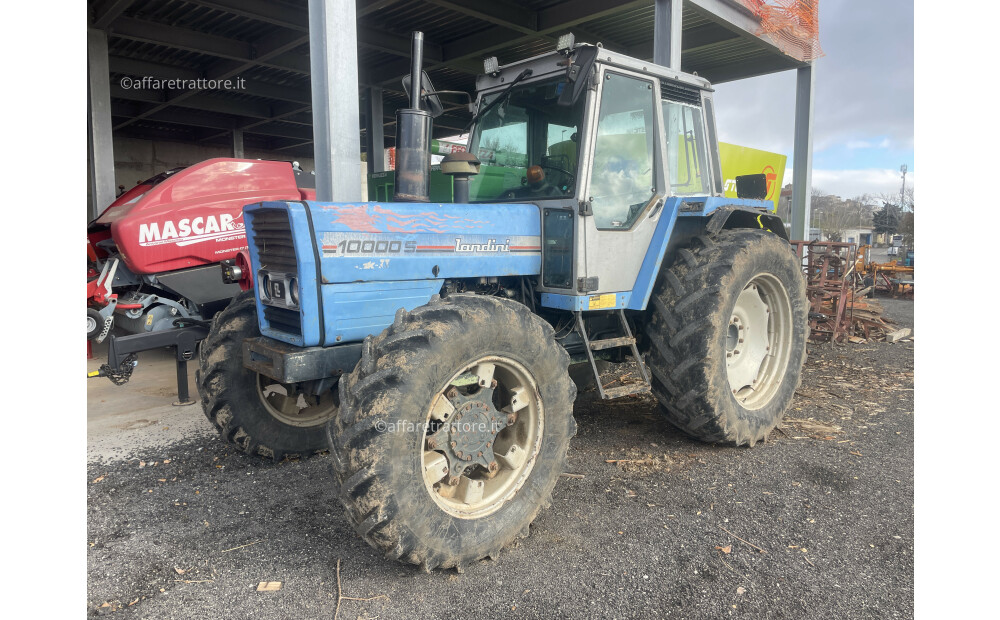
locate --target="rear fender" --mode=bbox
[706,206,788,241]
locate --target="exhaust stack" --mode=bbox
[393,31,432,203]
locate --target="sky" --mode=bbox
[712,0,914,200]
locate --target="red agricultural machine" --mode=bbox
[87,158,314,400]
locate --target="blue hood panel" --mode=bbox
[244,201,541,346]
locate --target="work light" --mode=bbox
[483,56,499,76]
[557,33,575,53]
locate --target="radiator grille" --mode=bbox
[263,306,302,335]
[251,209,298,274]
[252,208,301,336]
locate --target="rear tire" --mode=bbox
[196,290,339,460]
[641,229,807,445]
[328,294,577,571]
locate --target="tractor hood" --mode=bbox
[244,200,542,347]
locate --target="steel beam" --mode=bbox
[92,0,134,29]
[423,0,537,32]
[183,0,309,31]
[88,28,116,221]
[358,0,403,17]
[309,0,362,202]
[791,64,815,241]
[113,25,310,130]
[653,0,682,70]
[233,129,245,158]
[365,87,385,174]
[374,0,646,87]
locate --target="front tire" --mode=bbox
[328,294,577,571]
[641,229,808,445]
[196,291,339,460]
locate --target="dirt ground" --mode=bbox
[86,298,914,619]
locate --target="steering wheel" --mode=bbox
[540,164,575,187]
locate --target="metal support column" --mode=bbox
[791,64,815,241]
[232,128,244,158]
[88,28,116,221]
[308,0,362,202]
[365,87,385,174]
[653,0,683,70]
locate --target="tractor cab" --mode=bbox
[462,37,727,309]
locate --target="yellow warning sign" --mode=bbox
[588,294,616,310]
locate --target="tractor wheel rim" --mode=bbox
[421,355,543,519]
[255,374,338,427]
[87,315,98,334]
[725,273,794,410]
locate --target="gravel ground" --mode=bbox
[87,299,914,619]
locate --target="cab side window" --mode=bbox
[662,101,710,196]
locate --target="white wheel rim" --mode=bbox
[421,355,543,519]
[725,273,794,410]
[255,375,338,427]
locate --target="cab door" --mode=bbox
[576,67,666,304]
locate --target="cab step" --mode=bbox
[589,336,636,351]
[601,383,651,399]
[574,309,652,400]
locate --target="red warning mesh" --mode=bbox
[735,0,824,62]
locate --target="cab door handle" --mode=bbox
[648,197,663,219]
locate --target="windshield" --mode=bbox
[467,77,585,202]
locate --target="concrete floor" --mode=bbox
[87,335,213,462]
[87,301,914,618]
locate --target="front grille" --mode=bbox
[252,208,302,336]
[661,80,702,106]
[264,306,302,335]
[251,209,298,274]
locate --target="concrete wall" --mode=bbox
[111,137,316,192]
[88,137,367,217]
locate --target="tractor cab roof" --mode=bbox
[474,42,713,98]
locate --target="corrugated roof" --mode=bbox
[92,0,809,158]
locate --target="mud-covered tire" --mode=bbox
[196,290,338,460]
[328,294,577,571]
[641,229,808,445]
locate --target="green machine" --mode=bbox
[369,141,787,210]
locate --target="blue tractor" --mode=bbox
[198,33,807,571]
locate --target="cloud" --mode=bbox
[784,167,914,199]
[846,137,891,150]
[711,0,913,197]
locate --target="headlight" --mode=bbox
[259,272,272,299]
[289,278,299,305]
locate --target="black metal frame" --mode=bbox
[243,337,363,384]
[106,325,210,405]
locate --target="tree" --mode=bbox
[809,190,873,242]
[899,211,914,248]
[872,202,900,237]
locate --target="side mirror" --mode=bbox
[402,71,444,118]
[558,46,598,107]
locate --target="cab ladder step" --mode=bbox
[574,309,652,400]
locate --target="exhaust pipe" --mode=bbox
[393,31,432,203]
